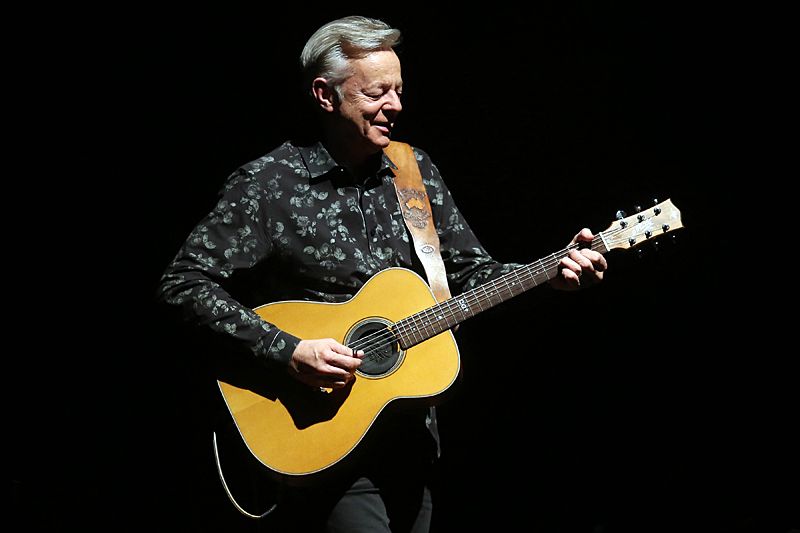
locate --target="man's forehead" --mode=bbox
[348,52,402,82]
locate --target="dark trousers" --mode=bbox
[270,469,434,532]
[328,476,432,533]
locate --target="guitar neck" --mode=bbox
[393,235,609,349]
[392,198,683,349]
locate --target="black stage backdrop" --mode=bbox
[11,4,794,533]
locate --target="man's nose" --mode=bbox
[383,90,402,112]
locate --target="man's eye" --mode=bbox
[364,89,400,100]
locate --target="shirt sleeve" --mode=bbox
[413,149,525,296]
[156,171,299,367]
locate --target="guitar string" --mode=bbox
[352,209,672,358]
[348,226,636,360]
[348,230,626,359]
[348,227,632,358]
[394,241,600,346]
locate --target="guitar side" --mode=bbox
[217,267,461,479]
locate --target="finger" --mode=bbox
[572,227,593,244]
[321,371,352,383]
[325,339,353,354]
[321,372,355,389]
[558,269,582,287]
[585,250,608,272]
[577,249,607,276]
[568,249,594,272]
[560,256,583,278]
[324,351,363,372]
[328,342,365,360]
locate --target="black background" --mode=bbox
[11,4,795,532]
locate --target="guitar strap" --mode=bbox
[384,141,452,302]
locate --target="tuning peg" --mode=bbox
[652,240,660,252]
[615,210,628,228]
[652,198,659,205]
[634,205,642,213]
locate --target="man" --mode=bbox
[157,15,606,532]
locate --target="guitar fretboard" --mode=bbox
[393,235,608,349]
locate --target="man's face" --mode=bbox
[336,49,403,156]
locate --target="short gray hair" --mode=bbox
[300,16,402,97]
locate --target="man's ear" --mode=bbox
[311,78,336,112]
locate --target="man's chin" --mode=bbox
[371,134,392,149]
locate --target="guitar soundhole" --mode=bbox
[346,318,403,378]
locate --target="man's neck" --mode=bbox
[322,136,383,182]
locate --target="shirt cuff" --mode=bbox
[266,330,301,366]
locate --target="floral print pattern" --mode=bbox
[157,141,521,368]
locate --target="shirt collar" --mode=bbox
[298,141,396,185]
[298,142,339,179]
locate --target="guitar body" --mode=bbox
[217,267,460,481]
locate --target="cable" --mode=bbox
[212,431,278,519]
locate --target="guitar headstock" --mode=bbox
[601,198,683,251]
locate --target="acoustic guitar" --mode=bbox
[217,199,683,482]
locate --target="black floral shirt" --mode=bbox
[157,140,521,368]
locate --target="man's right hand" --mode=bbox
[288,339,364,389]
